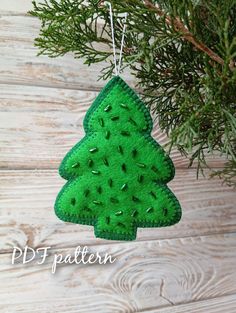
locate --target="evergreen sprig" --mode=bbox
[30,0,236,186]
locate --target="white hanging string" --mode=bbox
[117,13,128,75]
[107,2,118,76]
[106,2,128,76]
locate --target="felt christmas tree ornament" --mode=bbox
[55,76,182,241]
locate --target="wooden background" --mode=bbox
[0,2,236,312]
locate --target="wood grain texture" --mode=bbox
[0,169,235,252]
[0,1,34,15]
[0,15,133,91]
[0,234,236,312]
[0,83,225,169]
[148,295,236,313]
[1,295,236,313]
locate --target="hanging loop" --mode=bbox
[105,2,128,76]
[117,13,128,75]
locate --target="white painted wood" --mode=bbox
[151,294,236,313]
[0,234,236,312]
[0,169,235,252]
[0,15,133,90]
[1,294,236,313]
[0,0,33,15]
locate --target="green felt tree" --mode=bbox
[55,76,181,240]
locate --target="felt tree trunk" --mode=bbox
[55,76,181,241]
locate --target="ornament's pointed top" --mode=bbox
[83,76,152,133]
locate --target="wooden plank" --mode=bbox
[150,295,236,313]
[1,295,236,313]
[0,234,236,311]
[0,83,225,169]
[0,15,133,90]
[0,1,33,15]
[0,169,235,252]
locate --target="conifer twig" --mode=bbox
[144,0,233,69]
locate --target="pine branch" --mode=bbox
[144,0,234,69]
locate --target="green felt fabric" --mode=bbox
[55,76,182,241]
